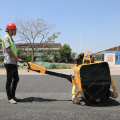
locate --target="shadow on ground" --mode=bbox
[19,97,57,102]
[103,98,120,106]
[18,97,71,103]
[78,97,120,107]
[18,97,120,107]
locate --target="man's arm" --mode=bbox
[6,47,23,62]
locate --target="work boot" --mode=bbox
[110,89,118,98]
[8,99,17,104]
[71,94,80,104]
[113,92,118,98]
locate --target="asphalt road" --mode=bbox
[0,74,120,120]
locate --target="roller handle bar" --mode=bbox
[23,61,40,73]
[45,70,72,83]
[23,61,72,82]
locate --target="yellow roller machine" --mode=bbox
[25,50,118,106]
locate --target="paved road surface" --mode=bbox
[0,74,120,120]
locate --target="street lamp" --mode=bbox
[80,35,85,53]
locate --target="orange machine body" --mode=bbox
[71,50,118,104]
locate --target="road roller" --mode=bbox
[25,50,118,106]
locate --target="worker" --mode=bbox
[2,23,23,104]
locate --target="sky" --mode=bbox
[0,0,120,54]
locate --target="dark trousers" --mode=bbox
[4,64,19,100]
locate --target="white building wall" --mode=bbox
[104,53,115,65]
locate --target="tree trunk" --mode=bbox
[32,44,34,62]
[32,51,34,62]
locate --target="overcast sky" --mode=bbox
[0,0,120,54]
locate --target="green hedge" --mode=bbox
[17,62,72,69]
[35,62,71,69]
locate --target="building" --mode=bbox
[0,42,61,55]
[101,51,120,65]
[16,43,61,54]
[98,46,120,65]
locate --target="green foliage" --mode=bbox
[41,50,53,62]
[95,54,101,60]
[59,44,72,62]
[20,53,32,61]
[17,48,23,55]
[53,51,61,62]
[49,64,57,69]
[45,49,61,62]
[45,32,61,44]
[44,32,61,49]
[41,49,61,62]
[17,47,32,61]
[45,49,54,55]
[41,44,72,63]
[0,56,4,62]
[0,63,4,68]
[71,52,76,59]
[0,55,4,68]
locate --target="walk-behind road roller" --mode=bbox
[25,50,118,106]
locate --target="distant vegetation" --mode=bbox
[95,54,101,61]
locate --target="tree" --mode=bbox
[95,54,101,60]
[59,44,72,63]
[17,48,32,61]
[53,51,61,62]
[41,49,53,62]
[41,49,61,63]
[45,32,61,49]
[17,48,23,55]
[15,18,60,62]
[45,32,61,44]
[71,52,76,59]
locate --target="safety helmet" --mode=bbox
[6,23,18,30]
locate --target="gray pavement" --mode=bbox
[0,74,120,120]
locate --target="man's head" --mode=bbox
[6,23,17,36]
